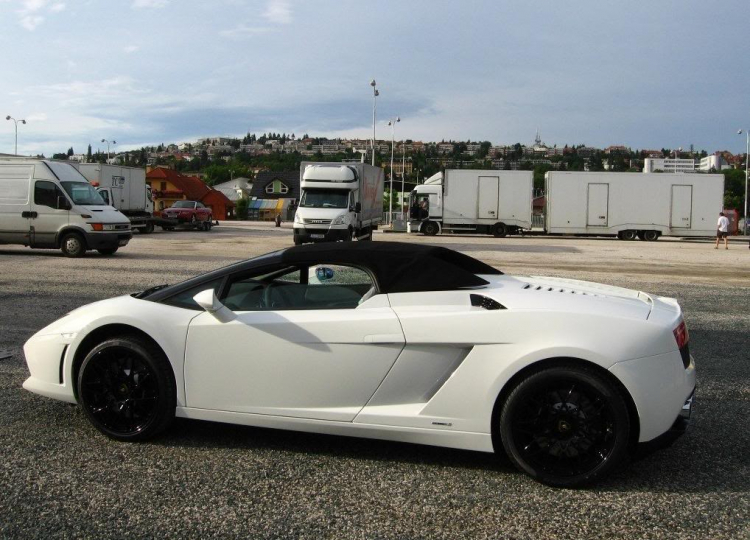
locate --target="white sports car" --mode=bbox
[23,243,695,487]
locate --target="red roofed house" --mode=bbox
[147,167,235,220]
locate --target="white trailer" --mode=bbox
[545,171,725,240]
[293,162,384,244]
[408,170,533,237]
[75,164,162,233]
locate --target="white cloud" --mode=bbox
[132,0,168,8]
[219,25,272,39]
[25,112,48,122]
[12,0,66,30]
[263,0,291,24]
[19,15,43,30]
[123,45,140,53]
[49,2,65,12]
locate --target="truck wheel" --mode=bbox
[620,230,637,241]
[423,221,439,236]
[643,230,659,241]
[60,232,86,258]
[492,223,508,238]
[143,222,154,234]
[637,231,646,241]
[97,247,118,255]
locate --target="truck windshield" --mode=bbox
[61,182,107,206]
[300,189,349,209]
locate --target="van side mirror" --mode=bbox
[57,196,71,210]
[193,289,236,323]
[354,202,362,213]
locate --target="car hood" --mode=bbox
[482,275,654,320]
[79,205,131,224]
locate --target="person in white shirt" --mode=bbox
[715,212,730,250]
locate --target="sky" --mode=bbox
[1,0,749,157]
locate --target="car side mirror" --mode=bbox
[193,289,237,323]
[57,196,71,210]
[354,202,362,213]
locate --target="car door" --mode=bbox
[30,180,69,247]
[184,263,405,422]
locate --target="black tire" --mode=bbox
[142,222,154,234]
[77,336,175,442]
[293,236,303,245]
[492,223,508,238]
[97,247,118,255]
[643,230,659,241]
[190,215,198,229]
[422,221,439,236]
[620,230,637,241]
[498,364,630,488]
[60,232,86,258]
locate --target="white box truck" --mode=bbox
[545,171,725,240]
[408,170,533,237]
[75,164,163,233]
[293,162,384,244]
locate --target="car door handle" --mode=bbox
[21,211,38,218]
[363,334,404,344]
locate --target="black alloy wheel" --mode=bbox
[499,365,630,487]
[78,336,175,441]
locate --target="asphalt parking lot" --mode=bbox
[1,223,748,539]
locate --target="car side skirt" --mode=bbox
[175,407,494,453]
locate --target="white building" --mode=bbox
[697,153,730,172]
[643,158,696,173]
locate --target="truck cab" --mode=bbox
[407,174,443,235]
[293,163,384,244]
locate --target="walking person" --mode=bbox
[715,212,729,249]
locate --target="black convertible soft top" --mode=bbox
[142,242,502,302]
[279,242,501,293]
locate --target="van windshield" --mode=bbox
[61,182,107,206]
[300,189,349,209]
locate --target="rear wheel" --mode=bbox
[620,230,637,241]
[77,336,175,442]
[643,230,660,241]
[60,232,86,258]
[422,221,439,236]
[142,222,154,234]
[492,223,508,238]
[499,364,630,487]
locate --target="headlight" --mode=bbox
[294,214,303,224]
[331,215,347,226]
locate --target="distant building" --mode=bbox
[697,152,730,172]
[146,167,234,219]
[643,158,696,173]
[248,170,299,221]
[213,177,253,202]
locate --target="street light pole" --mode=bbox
[5,115,26,155]
[370,80,378,167]
[101,138,116,162]
[387,117,400,226]
[739,129,749,233]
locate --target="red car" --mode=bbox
[162,200,213,230]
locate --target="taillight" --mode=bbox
[673,320,691,368]
[673,320,689,349]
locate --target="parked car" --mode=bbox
[161,200,212,230]
[22,242,695,487]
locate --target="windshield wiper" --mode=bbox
[133,283,169,298]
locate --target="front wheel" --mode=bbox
[77,336,175,442]
[498,364,630,487]
[492,223,508,238]
[422,221,439,236]
[60,232,86,258]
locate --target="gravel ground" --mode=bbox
[1,223,748,539]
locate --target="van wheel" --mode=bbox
[493,223,508,238]
[142,222,154,234]
[620,230,637,241]
[97,247,118,256]
[643,230,660,241]
[423,221,439,236]
[60,232,86,258]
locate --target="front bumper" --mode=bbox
[293,226,350,242]
[23,332,77,404]
[85,231,132,249]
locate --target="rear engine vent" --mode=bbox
[522,283,601,297]
[470,294,506,310]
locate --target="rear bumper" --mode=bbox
[635,389,693,457]
[293,226,350,242]
[85,231,132,249]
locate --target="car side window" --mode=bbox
[222,264,375,311]
[34,181,65,208]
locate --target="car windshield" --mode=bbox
[60,181,107,206]
[299,189,349,209]
[171,201,195,208]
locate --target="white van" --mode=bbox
[0,158,132,257]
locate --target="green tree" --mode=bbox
[235,198,249,220]
[86,144,92,162]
